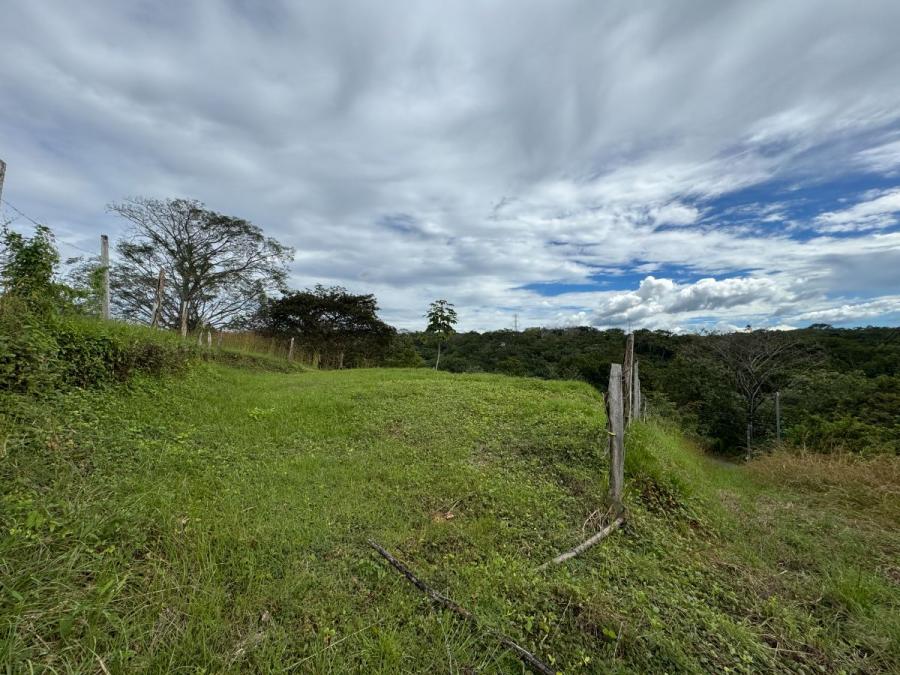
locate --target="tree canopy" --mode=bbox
[254,285,395,368]
[109,197,293,332]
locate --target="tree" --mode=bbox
[109,198,293,334]
[0,225,67,314]
[694,330,819,456]
[425,299,458,370]
[255,285,395,368]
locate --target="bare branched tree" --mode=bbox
[109,197,293,333]
[694,330,821,454]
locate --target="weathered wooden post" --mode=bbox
[632,360,642,422]
[206,330,212,349]
[217,332,223,349]
[746,423,752,460]
[180,302,189,338]
[100,235,110,320]
[775,391,781,442]
[150,269,165,328]
[606,363,625,511]
[622,333,634,425]
[288,336,295,361]
[197,329,203,347]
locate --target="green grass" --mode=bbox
[1,365,898,673]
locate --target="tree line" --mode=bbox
[409,325,899,456]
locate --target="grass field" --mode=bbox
[2,364,898,673]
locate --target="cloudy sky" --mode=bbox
[2,1,900,332]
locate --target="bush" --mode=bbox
[53,317,195,386]
[0,297,61,393]
[0,303,195,393]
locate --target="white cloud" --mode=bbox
[590,275,794,328]
[814,189,900,232]
[791,297,900,324]
[857,139,900,173]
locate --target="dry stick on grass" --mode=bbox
[367,540,556,675]
[538,516,626,570]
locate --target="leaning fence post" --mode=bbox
[622,333,634,425]
[288,337,295,362]
[606,363,625,511]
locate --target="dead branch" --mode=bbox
[539,516,626,569]
[367,540,555,675]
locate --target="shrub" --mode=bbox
[0,297,61,393]
[52,317,195,386]
[0,304,196,393]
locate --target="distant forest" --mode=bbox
[410,325,900,456]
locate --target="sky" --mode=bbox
[2,1,900,333]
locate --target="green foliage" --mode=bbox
[0,305,196,394]
[0,296,61,394]
[412,326,900,455]
[381,333,425,368]
[254,285,396,368]
[0,225,68,315]
[424,299,458,341]
[1,226,196,394]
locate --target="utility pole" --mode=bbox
[100,234,110,320]
[0,158,6,205]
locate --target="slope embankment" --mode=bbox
[1,364,897,673]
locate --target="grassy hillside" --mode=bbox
[2,365,898,673]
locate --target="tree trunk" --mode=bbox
[435,341,441,370]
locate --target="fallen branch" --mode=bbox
[539,515,626,569]
[367,540,555,675]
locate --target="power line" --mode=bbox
[1,197,44,228]
[1,197,98,257]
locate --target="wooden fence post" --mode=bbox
[288,337,295,362]
[150,269,165,328]
[217,332,223,349]
[622,333,634,425]
[100,235,110,320]
[180,302,189,338]
[206,330,212,349]
[775,391,781,442]
[632,360,641,422]
[606,363,625,511]
[197,330,203,347]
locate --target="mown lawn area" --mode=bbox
[2,365,898,673]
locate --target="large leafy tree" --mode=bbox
[425,299,458,370]
[109,198,293,332]
[255,285,395,368]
